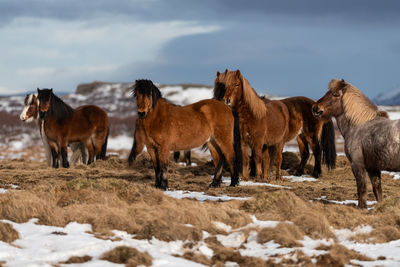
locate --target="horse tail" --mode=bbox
[321,120,336,170]
[233,111,242,177]
[99,127,109,160]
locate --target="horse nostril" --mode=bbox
[226,98,231,105]
[138,111,146,118]
[312,105,322,116]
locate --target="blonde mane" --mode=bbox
[330,79,379,126]
[240,73,266,119]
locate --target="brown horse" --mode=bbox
[128,118,192,166]
[37,89,109,168]
[313,79,392,208]
[214,69,290,181]
[214,71,336,178]
[20,93,88,166]
[133,79,242,190]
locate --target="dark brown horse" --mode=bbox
[133,79,241,190]
[37,89,109,168]
[214,71,336,178]
[313,79,392,208]
[128,118,191,166]
[214,69,290,181]
[20,93,88,166]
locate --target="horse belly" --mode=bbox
[362,124,400,171]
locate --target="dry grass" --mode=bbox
[101,246,152,266]
[0,222,19,243]
[1,151,400,265]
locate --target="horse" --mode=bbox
[133,79,242,190]
[128,118,192,166]
[312,79,392,208]
[214,69,290,181]
[20,93,87,166]
[36,89,109,168]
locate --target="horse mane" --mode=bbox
[329,79,380,126]
[133,79,162,108]
[240,72,266,119]
[47,90,74,120]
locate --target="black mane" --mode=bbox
[133,79,162,108]
[213,82,226,101]
[38,89,74,120]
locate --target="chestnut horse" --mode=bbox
[214,70,336,178]
[128,118,192,166]
[313,79,391,208]
[37,89,109,168]
[20,93,87,166]
[133,79,242,190]
[214,69,290,181]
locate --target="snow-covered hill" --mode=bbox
[374,86,400,106]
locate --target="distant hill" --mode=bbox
[374,87,400,106]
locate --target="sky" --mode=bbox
[1,0,400,98]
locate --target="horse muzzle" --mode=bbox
[137,111,147,118]
[312,105,323,118]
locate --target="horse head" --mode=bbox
[312,79,346,120]
[20,93,39,122]
[37,88,53,119]
[133,80,161,118]
[214,69,243,108]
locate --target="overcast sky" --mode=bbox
[1,0,400,98]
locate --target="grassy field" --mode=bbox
[0,150,400,266]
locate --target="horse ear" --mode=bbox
[50,88,53,92]
[235,69,241,77]
[217,71,220,77]
[37,88,40,93]
[225,69,228,74]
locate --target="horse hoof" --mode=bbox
[311,172,320,178]
[209,180,221,188]
[229,179,240,187]
[294,170,304,176]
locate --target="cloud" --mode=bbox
[0,16,221,93]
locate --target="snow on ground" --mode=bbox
[221,177,291,189]
[107,135,133,151]
[164,190,250,202]
[382,171,400,180]
[315,196,377,208]
[2,208,400,265]
[283,175,318,182]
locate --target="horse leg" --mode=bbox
[85,139,95,164]
[158,148,170,190]
[60,140,69,168]
[80,142,88,165]
[241,144,250,181]
[262,146,271,181]
[351,162,368,208]
[50,147,59,168]
[184,150,191,166]
[253,145,263,180]
[249,150,256,177]
[368,170,383,202]
[275,142,285,181]
[147,147,162,188]
[310,136,322,178]
[69,143,81,165]
[295,134,309,176]
[173,151,180,163]
[208,141,224,187]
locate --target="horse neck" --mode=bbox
[145,98,167,120]
[335,113,357,139]
[235,98,255,119]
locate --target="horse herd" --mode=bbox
[18,69,400,208]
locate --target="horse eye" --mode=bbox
[332,92,339,97]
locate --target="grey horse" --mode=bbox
[312,79,393,208]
